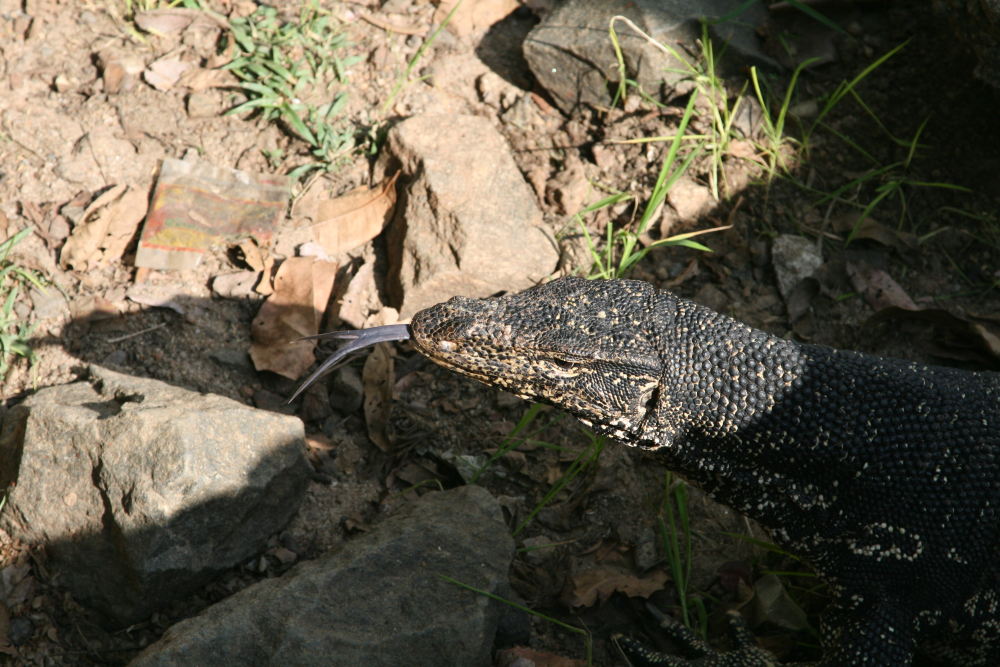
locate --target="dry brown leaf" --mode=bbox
[846,260,917,311]
[563,566,668,608]
[305,433,335,467]
[292,172,399,256]
[176,67,238,91]
[126,283,187,316]
[237,238,267,272]
[362,343,394,451]
[256,255,276,296]
[69,295,120,322]
[144,56,193,91]
[726,139,764,164]
[211,270,259,298]
[392,460,441,488]
[60,186,147,271]
[305,433,334,454]
[832,214,916,250]
[249,257,337,379]
[98,49,145,94]
[236,239,276,296]
[747,574,810,631]
[134,8,227,34]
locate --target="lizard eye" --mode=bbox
[546,353,588,369]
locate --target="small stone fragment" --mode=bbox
[771,234,822,301]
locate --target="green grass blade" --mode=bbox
[780,0,847,35]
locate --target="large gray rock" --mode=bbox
[130,485,515,666]
[524,0,774,113]
[0,366,310,626]
[380,114,558,318]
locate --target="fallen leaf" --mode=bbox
[134,8,226,34]
[135,9,198,34]
[211,270,259,298]
[98,49,145,94]
[831,214,916,250]
[291,173,399,256]
[305,433,335,467]
[176,67,238,91]
[726,139,764,164]
[362,343,394,451]
[69,295,120,322]
[846,260,917,311]
[249,257,337,379]
[126,283,187,316]
[60,185,147,271]
[144,56,193,91]
[391,460,442,488]
[747,574,810,631]
[562,566,668,608]
[257,255,276,296]
[236,238,267,270]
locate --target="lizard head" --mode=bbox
[410,277,668,443]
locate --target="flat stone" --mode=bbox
[523,0,775,113]
[380,114,558,318]
[130,485,514,666]
[0,366,310,626]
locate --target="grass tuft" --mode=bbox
[224,2,360,179]
[0,228,48,377]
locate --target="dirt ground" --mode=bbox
[0,0,998,665]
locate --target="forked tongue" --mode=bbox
[288,324,411,402]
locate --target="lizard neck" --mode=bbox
[622,294,999,577]
[629,297,971,550]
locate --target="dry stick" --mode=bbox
[359,13,425,36]
[106,322,167,344]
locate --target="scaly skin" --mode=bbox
[408,277,1000,665]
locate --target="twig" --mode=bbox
[359,13,424,36]
[106,322,167,344]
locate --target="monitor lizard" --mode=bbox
[294,276,1000,665]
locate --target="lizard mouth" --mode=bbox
[288,324,412,401]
